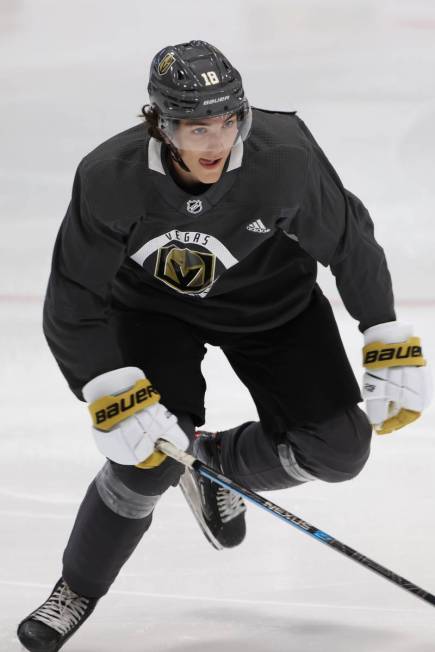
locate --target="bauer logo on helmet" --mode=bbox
[203,95,230,106]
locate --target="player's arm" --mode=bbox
[291,117,432,433]
[43,161,127,398]
[43,162,189,464]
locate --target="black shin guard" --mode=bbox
[62,480,153,598]
[62,413,195,598]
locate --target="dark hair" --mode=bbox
[139,104,164,142]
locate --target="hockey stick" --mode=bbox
[156,438,435,608]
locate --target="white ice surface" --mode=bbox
[2,303,435,652]
[2,1,435,650]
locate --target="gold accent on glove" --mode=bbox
[375,408,421,435]
[363,337,425,370]
[89,379,161,432]
[135,451,168,469]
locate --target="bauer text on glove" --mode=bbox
[362,321,432,435]
[83,366,189,467]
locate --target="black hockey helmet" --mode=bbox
[147,40,252,146]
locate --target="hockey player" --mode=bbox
[17,41,432,651]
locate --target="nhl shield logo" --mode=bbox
[186,199,203,215]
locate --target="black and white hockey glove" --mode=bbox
[83,367,188,467]
[362,322,432,434]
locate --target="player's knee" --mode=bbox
[105,410,194,503]
[318,405,372,482]
[95,461,163,518]
[94,413,193,519]
[283,405,372,484]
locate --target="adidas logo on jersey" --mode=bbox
[246,219,271,233]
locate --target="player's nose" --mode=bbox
[203,131,225,153]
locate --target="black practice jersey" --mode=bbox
[43,108,396,398]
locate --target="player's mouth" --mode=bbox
[199,157,222,169]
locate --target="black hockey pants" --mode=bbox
[62,291,371,597]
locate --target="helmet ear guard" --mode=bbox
[141,103,190,172]
[156,113,179,142]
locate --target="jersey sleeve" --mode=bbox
[43,162,128,400]
[291,117,396,332]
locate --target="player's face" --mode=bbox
[176,113,238,183]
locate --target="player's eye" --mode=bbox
[192,127,207,135]
[223,120,235,128]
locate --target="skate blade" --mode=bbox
[179,469,223,551]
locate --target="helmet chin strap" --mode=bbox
[168,143,191,173]
[160,131,191,173]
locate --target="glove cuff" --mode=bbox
[83,367,145,402]
[363,321,412,345]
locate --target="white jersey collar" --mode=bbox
[227,137,244,171]
[148,138,165,175]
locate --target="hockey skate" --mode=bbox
[179,430,246,550]
[17,577,98,652]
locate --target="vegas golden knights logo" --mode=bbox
[158,52,176,76]
[155,246,216,294]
